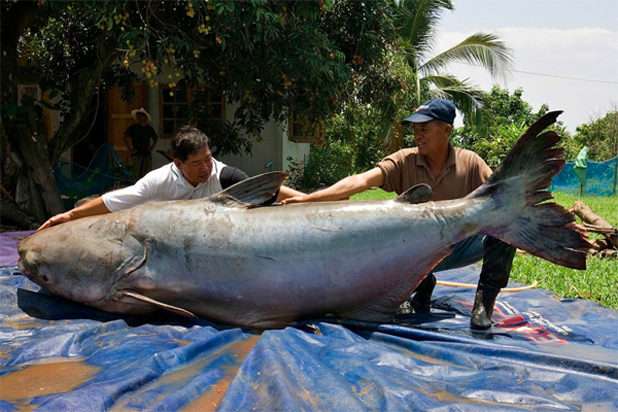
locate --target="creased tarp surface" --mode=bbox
[1,231,617,411]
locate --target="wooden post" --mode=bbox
[573,200,618,248]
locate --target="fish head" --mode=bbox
[17,216,145,305]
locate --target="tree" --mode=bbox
[574,110,618,162]
[455,85,546,148]
[1,0,396,228]
[453,85,575,169]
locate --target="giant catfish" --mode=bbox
[18,111,589,328]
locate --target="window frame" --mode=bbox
[159,84,226,138]
[288,115,323,144]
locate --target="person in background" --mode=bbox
[39,126,304,231]
[124,107,159,178]
[282,98,516,330]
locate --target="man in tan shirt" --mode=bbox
[283,98,516,330]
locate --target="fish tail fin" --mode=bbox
[471,111,589,269]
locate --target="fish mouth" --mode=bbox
[17,257,51,287]
[17,258,33,279]
[17,258,36,282]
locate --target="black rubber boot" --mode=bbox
[410,273,437,313]
[470,282,500,330]
[470,237,516,329]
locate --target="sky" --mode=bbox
[433,0,618,133]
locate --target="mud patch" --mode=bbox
[180,334,260,411]
[0,357,101,407]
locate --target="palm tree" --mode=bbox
[393,0,514,119]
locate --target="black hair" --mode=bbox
[171,126,210,162]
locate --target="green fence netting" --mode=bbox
[53,144,136,209]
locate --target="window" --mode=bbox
[160,84,224,138]
[288,115,323,143]
[161,86,190,137]
[201,89,225,122]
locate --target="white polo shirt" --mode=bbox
[102,158,227,212]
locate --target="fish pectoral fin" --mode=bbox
[209,171,288,208]
[336,289,408,323]
[336,300,397,324]
[336,269,441,323]
[395,183,432,204]
[119,291,197,318]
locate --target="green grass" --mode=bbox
[351,188,397,201]
[510,253,617,310]
[352,189,618,310]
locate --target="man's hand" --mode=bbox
[566,222,590,239]
[38,212,72,231]
[281,194,312,204]
[567,209,589,239]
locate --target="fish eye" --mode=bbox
[41,275,49,282]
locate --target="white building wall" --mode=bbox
[216,102,310,177]
[146,89,170,170]
[217,119,281,176]
[280,119,310,174]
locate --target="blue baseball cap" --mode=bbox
[401,98,456,125]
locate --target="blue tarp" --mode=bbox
[1,231,617,411]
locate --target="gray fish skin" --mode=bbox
[17,111,588,328]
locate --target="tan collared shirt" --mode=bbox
[377,143,492,201]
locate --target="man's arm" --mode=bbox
[276,186,305,202]
[38,197,111,231]
[124,128,136,155]
[281,167,385,204]
[148,127,159,153]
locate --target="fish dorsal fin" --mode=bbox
[119,290,197,318]
[395,183,432,204]
[209,171,288,208]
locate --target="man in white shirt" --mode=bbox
[39,126,302,230]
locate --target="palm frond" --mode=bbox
[420,74,485,120]
[421,32,514,83]
[394,0,454,62]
